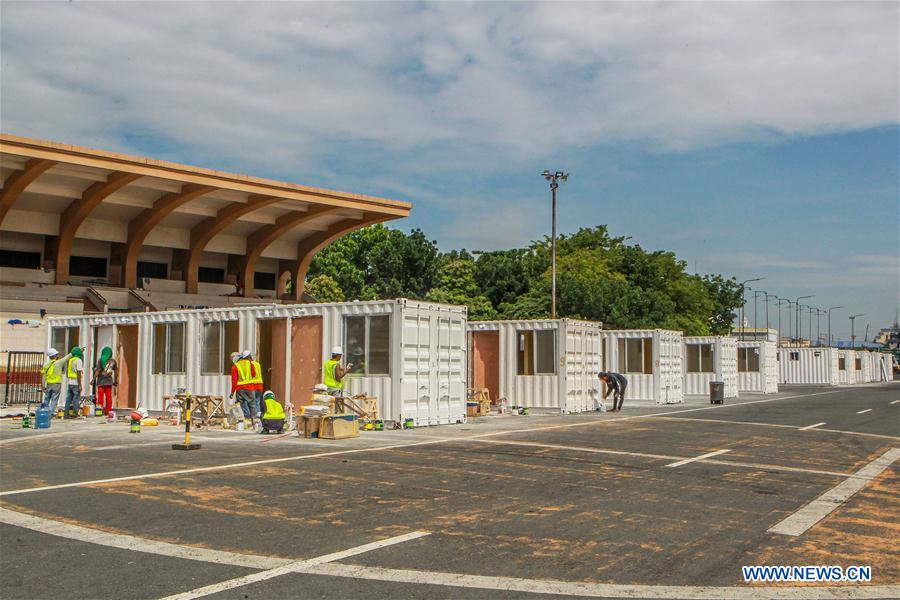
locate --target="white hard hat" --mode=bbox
[240,350,252,358]
[47,348,59,357]
[331,346,343,355]
[230,352,240,364]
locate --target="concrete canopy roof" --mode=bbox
[0,134,411,297]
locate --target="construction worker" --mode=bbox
[93,346,117,416]
[323,346,353,396]
[224,352,246,427]
[599,371,628,412]
[231,349,263,426]
[41,348,72,415]
[259,390,286,434]
[65,346,85,418]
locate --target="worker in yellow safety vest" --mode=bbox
[41,347,72,415]
[323,346,353,395]
[260,390,286,434]
[65,346,85,418]
[231,349,264,425]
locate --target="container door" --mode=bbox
[434,315,452,424]
[401,309,431,424]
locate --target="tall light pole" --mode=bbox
[763,292,773,332]
[739,278,763,340]
[786,299,794,344]
[542,170,568,319]
[807,305,814,344]
[753,290,765,332]
[776,297,789,344]
[815,308,823,346]
[827,306,843,347]
[795,295,814,343]
[849,313,865,349]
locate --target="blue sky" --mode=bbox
[2,1,897,341]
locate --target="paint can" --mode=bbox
[21,414,32,428]
[519,407,529,416]
[94,405,103,417]
[129,419,141,434]
[403,418,415,429]
[373,420,384,431]
[107,410,117,423]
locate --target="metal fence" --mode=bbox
[3,351,44,406]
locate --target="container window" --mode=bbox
[343,315,390,376]
[838,356,846,371]
[854,357,862,370]
[200,321,240,375]
[738,347,760,372]
[368,315,390,375]
[534,329,556,374]
[51,326,79,352]
[619,338,648,374]
[517,331,535,375]
[153,322,186,374]
[789,351,799,361]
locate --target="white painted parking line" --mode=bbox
[2,506,896,600]
[306,563,900,599]
[653,415,898,441]
[160,531,430,600]
[665,449,730,468]
[856,409,872,414]
[798,422,826,431]
[891,399,899,405]
[768,447,900,537]
[473,438,680,461]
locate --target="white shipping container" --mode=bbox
[47,299,468,426]
[600,330,684,404]
[836,350,857,384]
[736,341,778,394]
[778,347,839,385]
[468,319,602,413]
[879,352,895,382]
[682,336,738,398]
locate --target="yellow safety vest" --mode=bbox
[262,397,285,420]
[43,361,62,385]
[323,359,342,390]
[67,357,81,379]
[235,359,263,385]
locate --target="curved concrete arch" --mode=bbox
[291,214,392,300]
[238,206,348,297]
[184,195,285,293]
[54,172,142,284]
[122,184,217,288]
[0,158,57,226]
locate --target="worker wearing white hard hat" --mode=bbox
[231,348,263,428]
[41,347,73,415]
[323,346,353,395]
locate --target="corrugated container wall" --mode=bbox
[682,336,738,398]
[599,330,684,404]
[836,350,856,384]
[46,299,468,425]
[736,341,778,394]
[860,352,877,383]
[778,348,838,385]
[467,319,602,413]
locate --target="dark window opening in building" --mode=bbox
[137,261,168,281]
[69,255,107,277]
[0,249,41,269]
[198,266,225,284]
[254,272,276,290]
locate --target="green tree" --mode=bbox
[303,274,345,302]
[427,259,497,320]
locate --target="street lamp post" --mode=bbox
[542,170,568,320]
[795,295,814,343]
[739,278,763,340]
[776,297,789,344]
[827,306,843,347]
[764,292,772,332]
[849,313,865,349]
[815,309,823,346]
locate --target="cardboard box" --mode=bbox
[319,414,359,440]
[301,415,320,439]
[467,402,480,418]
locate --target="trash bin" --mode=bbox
[709,381,725,404]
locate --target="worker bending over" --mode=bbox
[599,371,628,412]
[231,349,263,426]
[41,348,72,415]
[323,346,353,396]
[260,390,286,434]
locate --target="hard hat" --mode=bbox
[47,348,59,357]
[240,350,252,358]
[331,346,343,355]
[230,352,241,364]
[262,390,275,401]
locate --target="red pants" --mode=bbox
[97,385,114,415]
